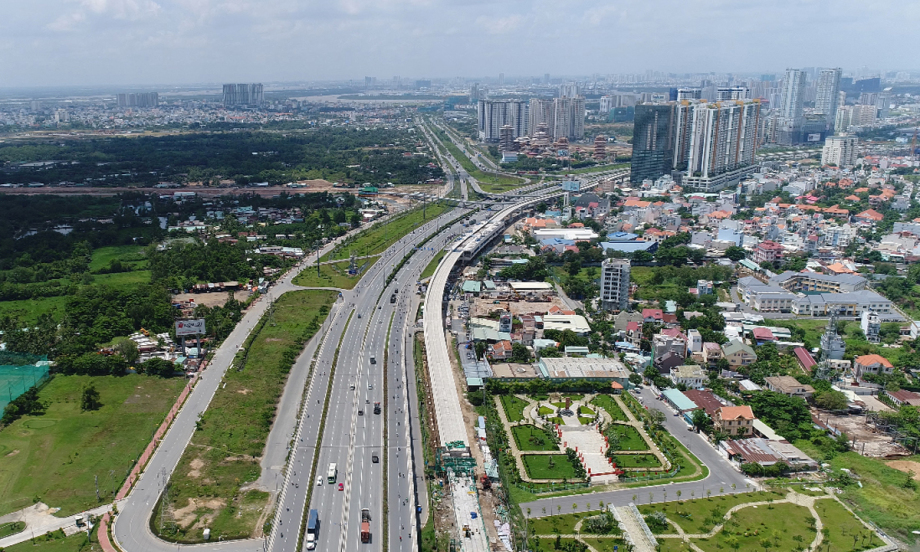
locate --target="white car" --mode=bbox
[316,476,323,486]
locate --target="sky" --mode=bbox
[1,0,919,87]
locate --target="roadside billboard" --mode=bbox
[175,319,206,336]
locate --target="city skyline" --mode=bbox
[1,0,920,87]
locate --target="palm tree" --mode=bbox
[676,490,682,502]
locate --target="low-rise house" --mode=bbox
[642,308,664,323]
[669,365,706,389]
[854,354,894,381]
[722,340,757,368]
[764,376,814,399]
[722,438,818,470]
[489,340,513,361]
[885,389,920,407]
[714,405,755,437]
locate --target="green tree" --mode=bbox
[724,246,747,262]
[80,384,102,412]
[113,338,139,365]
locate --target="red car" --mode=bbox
[338,483,344,491]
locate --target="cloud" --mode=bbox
[475,14,522,35]
[47,0,161,31]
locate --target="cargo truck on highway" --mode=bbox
[360,508,371,543]
[306,509,319,549]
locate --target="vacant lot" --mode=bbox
[322,203,451,262]
[154,289,336,543]
[0,374,187,516]
[293,257,379,289]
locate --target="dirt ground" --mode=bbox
[471,297,569,318]
[885,461,920,480]
[818,410,908,457]
[173,290,251,307]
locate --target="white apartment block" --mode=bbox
[600,258,631,311]
[822,135,858,168]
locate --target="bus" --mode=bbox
[327,463,337,483]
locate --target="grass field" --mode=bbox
[522,455,581,480]
[90,270,152,288]
[609,425,648,451]
[693,502,815,552]
[420,250,447,280]
[292,257,379,289]
[612,453,662,469]
[794,442,920,546]
[0,521,25,538]
[89,245,148,272]
[0,296,70,324]
[500,395,530,422]
[638,491,784,535]
[511,425,559,452]
[590,395,628,421]
[153,289,337,543]
[0,374,187,517]
[439,140,525,190]
[814,499,885,551]
[322,204,451,263]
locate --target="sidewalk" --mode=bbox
[0,503,112,549]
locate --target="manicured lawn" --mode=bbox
[154,289,337,543]
[578,406,595,416]
[522,455,580,480]
[500,395,529,422]
[533,537,586,552]
[322,203,451,262]
[814,499,885,551]
[579,416,594,425]
[538,406,555,416]
[591,395,628,421]
[0,374,187,517]
[420,250,447,280]
[0,521,25,538]
[608,425,648,451]
[611,453,662,469]
[292,257,379,289]
[5,526,98,552]
[530,511,597,535]
[512,425,559,452]
[637,491,785,536]
[579,537,628,552]
[693,502,815,552]
[547,416,564,425]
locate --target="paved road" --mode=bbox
[302,212,470,552]
[521,387,754,517]
[112,202,450,552]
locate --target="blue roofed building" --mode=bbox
[599,241,659,255]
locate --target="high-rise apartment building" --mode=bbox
[631,99,760,191]
[835,104,877,132]
[117,92,159,108]
[822,135,858,167]
[550,96,585,141]
[600,258,631,311]
[529,98,555,139]
[716,87,749,100]
[222,84,264,107]
[676,99,761,192]
[814,68,842,127]
[677,88,702,101]
[630,104,676,183]
[477,99,528,142]
[776,68,806,144]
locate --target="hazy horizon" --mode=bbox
[1,0,919,88]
